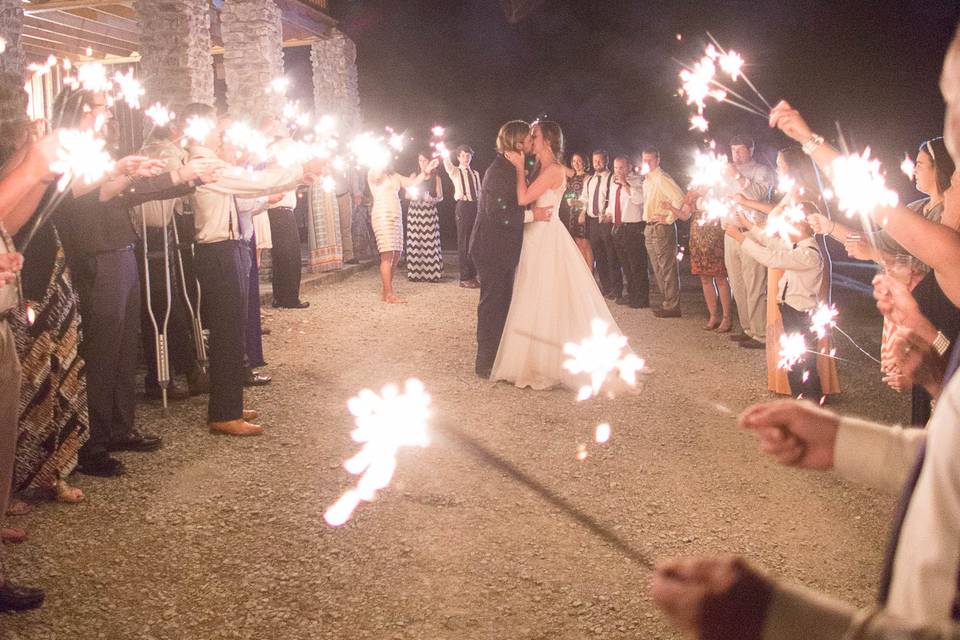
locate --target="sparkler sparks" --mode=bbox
[112,68,144,110]
[809,303,838,340]
[74,62,111,93]
[900,154,915,179]
[145,103,174,127]
[689,114,709,132]
[777,332,807,371]
[562,319,645,401]
[595,423,611,443]
[0,37,5,54]
[183,116,216,146]
[764,203,807,243]
[324,379,432,527]
[830,148,899,219]
[688,149,729,190]
[349,132,392,171]
[48,128,115,192]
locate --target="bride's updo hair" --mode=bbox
[536,120,564,161]
[496,120,530,154]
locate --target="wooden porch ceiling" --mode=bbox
[19,0,335,63]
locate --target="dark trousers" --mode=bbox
[242,233,265,369]
[138,227,196,387]
[612,222,650,305]
[195,241,246,423]
[73,248,140,458]
[456,201,478,282]
[475,262,515,376]
[587,216,622,295]
[779,302,823,401]
[268,207,302,306]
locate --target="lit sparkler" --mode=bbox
[321,175,336,193]
[699,196,734,224]
[49,128,115,192]
[595,423,611,443]
[145,103,174,127]
[183,116,216,146]
[349,132,391,171]
[75,62,111,93]
[809,302,838,340]
[562,318,645,401]
[777,332,807,371]
[764,203,806,243]
[268,77,290,95]
[900,154,915,179]
[112,68,144,110]
[0,37,6,54]
[688,149,729,190]
[689,114,709,132]
[830,148,899,219]
[324,379,432,527]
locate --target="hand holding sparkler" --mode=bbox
[872,273,936,341]
[111,155,152,179]
[738,399,840,470]
[767,100,815,145]
[805,212,833,236]
[652,556,774,640]
[178,157,226,184]
[885,329,946,397]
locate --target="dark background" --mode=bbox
[284,1,960,245]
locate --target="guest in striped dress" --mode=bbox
[405,151,444,282]
[368,157,439,303]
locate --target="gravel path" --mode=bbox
[3,262,905,639]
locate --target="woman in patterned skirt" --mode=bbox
[405,151,444,282]
[368,157,439,303]
[667,189,733,331]
[560,153,592,268]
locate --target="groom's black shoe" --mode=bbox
[615,296,631,306]
[476,369,491,379]
[629,299,649,309]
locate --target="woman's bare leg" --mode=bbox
[700,275,720,329]
[380,251,406,303]
[716,276,733,332]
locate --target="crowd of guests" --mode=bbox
[0,76,328,610]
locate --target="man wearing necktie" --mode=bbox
[580,150,621,299]
[444,145,482,288]
[605,156,649,308]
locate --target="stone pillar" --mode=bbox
[309,30,361,270]
[219,0,284,123]
[135,0,215,108]
[306,183,342,272]
[0,0,24,76]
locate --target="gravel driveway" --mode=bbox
[3,263,906,639]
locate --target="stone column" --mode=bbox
[219,0,284,123]
[135,0,215,108]
[309,30,361,270]
[0,0,24,76]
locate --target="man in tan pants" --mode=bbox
[640,148,686,317]
[0,237,44,611]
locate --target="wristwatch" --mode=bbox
[802,134,825,155]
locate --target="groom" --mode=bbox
[469,120,551,378]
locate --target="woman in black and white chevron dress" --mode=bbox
[405,151,444,282]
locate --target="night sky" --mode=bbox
[303,0,960,199]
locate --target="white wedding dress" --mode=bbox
[491,178,629,390]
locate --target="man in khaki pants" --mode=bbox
[0,235,44,611]
[640,148,686,317]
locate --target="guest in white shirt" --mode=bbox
[180,102,323,437]
[605,155,649,308]
[443,145,481,288]
[641,147,685,317]
[725,135,776,347]
[727,214,823,399]
[580,150,621,298]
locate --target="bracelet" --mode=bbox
[933,331,951,357]
[802,134,824,155]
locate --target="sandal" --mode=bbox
[1,527,27,544]
[716,317,733,333]
[5,500,32,517]
[54,480,84,504]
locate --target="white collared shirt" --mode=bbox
[443,156,480,202]
[604,175,643,223]
[0,225,18,314]
[187,145,304,244]
[581,170,612,218]
[740,235,822,311]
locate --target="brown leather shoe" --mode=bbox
[242,409,259,421]
[208,420,263,436]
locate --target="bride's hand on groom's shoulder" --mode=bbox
[504,151,524,169]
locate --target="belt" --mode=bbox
[269,207,295,212]
[93,244,135,255]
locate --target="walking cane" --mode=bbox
[140,205,173,414]
[171,211,209,373]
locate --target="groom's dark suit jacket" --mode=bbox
[469,153,526,376]
[468,154,524,275]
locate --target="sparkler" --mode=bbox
[808,303,838,340]
[777,332,807,371]
[145,103,174,128]
[112,68,144,110]
[595,423,611,443]
[349,131,391,171]
[0,37,5,54]
[73,62,111,93]
[562,318,645,401]
[900,154,915,179]
[688,149,729,190]
[49,128,115,192]
[430,125,450,159]
[764,203,806,244]
[829,148,899,219]
[689,114,709,132]
[324,379,432,527]
[183,116,216,146]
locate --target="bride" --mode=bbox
[491,121,631,389]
